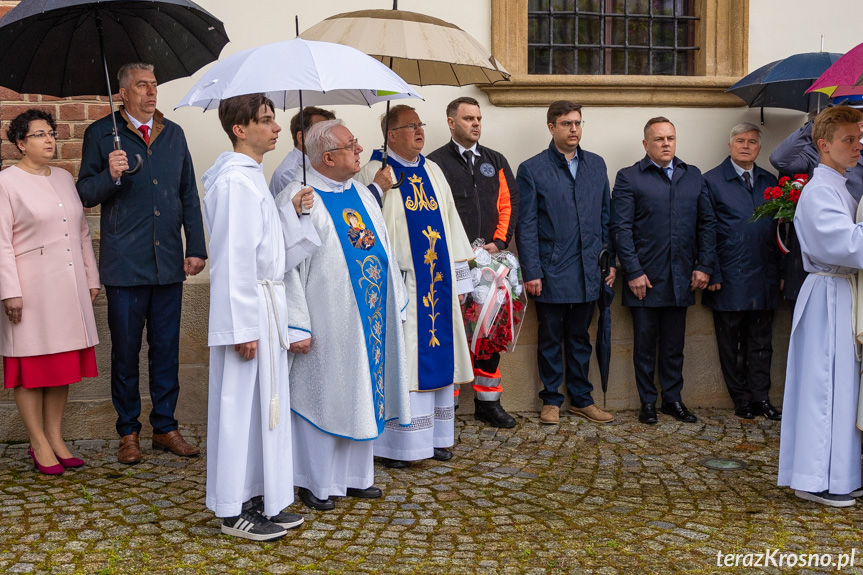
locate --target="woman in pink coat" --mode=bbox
[0,110,101,475]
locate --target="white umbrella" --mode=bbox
[176,36,422,201]
[176,37,422,111]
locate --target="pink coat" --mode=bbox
[0,165,100,357]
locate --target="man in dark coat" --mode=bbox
[769,97,863,301]
[516,100,615,426]
[703,123,782,421]
[77,62,207,464]
[428,96,519,428]
[611,116,715,425]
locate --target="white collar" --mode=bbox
[388,149,421,168]
[730,160,753,180]
[126,113,154,131]
[308,165,350,193]
[453,139,479,158]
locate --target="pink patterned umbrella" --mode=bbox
[807,42,863,97]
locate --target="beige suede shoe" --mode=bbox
[539,404,560,424]
[569,404,614,423]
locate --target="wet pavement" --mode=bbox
[0,409,860,574]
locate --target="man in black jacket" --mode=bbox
[427,97,519,428]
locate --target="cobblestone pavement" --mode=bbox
[0,410,861,575]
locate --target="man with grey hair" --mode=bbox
[77,62,207,464]
[276,119,411,511]
[702,122,781,420]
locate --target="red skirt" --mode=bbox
[3,347,97,389]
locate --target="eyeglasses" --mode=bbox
[556,120,585,129]
[25,130,59,140]
[391,122,426,132]
[326,138,360,153]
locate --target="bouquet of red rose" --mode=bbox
[750,173,808,222]
[461,240,528,360]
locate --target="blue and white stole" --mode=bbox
[316,184,389,433]
[371,150,454,391]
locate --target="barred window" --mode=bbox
[528,0,699,76]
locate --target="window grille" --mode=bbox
[528,0,699,76]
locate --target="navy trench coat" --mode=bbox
[516,142,614,304]
[611,155,715,308]
[701,157,780,311]
[77,108,207,286]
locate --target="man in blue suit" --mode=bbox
[703,123,782,421]
[516,100,615,426]
[611,117,715,424]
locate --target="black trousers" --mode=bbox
[535,301,596,408]
[630,306,687,405]
[711,309,774,405]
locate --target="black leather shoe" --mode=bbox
[297,487,335,511]
[432,448,453,461]
[345,486,382,499]
[758,401,782,421]
[734,401,756,419]
[638,402,658,424]
[380,458,410,469]
[660,401,697,422]
[474,399,517,428]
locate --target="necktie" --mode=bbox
[463,150,474,175]
[138,125,150,145]
[664,166,673,180]
[742,171,752,191]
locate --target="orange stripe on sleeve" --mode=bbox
[494,169,511,243]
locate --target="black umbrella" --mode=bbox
[0,0,228,172]
[595,249,614,409]
[727,52,842,123]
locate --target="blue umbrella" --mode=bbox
[595,249,613,409]
[727,52,842,121]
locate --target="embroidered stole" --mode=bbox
[317,185,389,432]
[372,150,454,390]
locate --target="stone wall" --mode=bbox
[0,0,793,440]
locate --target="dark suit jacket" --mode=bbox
[611,155,715,307]
[701,157,780,311]
[77,108,206,286]
[515,141,613,304]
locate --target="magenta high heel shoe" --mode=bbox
[28,447,64,475]
[53,452,85,468]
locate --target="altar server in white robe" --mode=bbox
[778,105,863,508]
[358,105,475,468]
[203,94,319,539]
[279,119,411,511]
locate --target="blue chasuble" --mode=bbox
[317,185,389,432]
[371,150,455,390]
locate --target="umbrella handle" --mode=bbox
[125,154,143,176]
[599,249,610,280]
[114,136,142,176]
[392,172,405,188]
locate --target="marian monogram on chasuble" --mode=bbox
[371,151,455,391]
[316,185,389,429]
